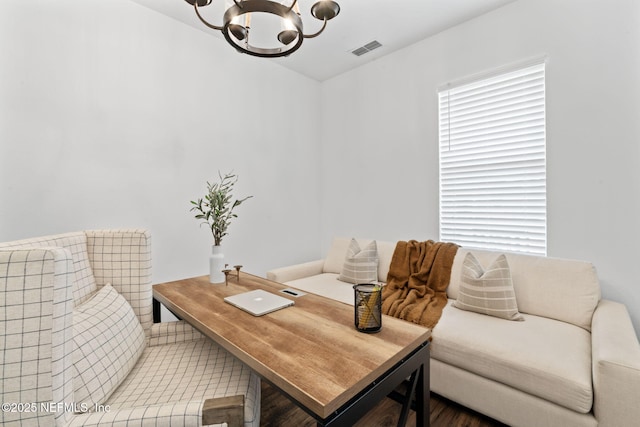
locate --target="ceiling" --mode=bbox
[130,0,517,82]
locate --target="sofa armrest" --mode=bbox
[148,320,204,346]
[591,299,640,427]
[266,259,325,283]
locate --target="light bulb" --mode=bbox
[283,18,295,31]
[231,14,243,25]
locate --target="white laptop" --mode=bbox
[224,289,294,316]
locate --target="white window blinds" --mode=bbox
[438,62,546,255]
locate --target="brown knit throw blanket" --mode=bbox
[382,240,459,329]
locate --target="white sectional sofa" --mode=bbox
[266,237,640,427]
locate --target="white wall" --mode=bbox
[320,0,640,333]
[2,0,639,334]
[0,1,322,285]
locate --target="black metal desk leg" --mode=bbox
[416,357,430,427]
[397,370,419,427]
[153,298,161,323]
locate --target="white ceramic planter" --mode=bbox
[209,245,225,284]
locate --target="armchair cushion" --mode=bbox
[73,284,145,407]
[105,339,260,427]
[148,320,204,346]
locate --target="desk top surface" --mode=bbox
[153,272,431,418]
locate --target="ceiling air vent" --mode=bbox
[351,40,382,57]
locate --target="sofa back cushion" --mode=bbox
[0,231,98,305]
[324,237,396,283]
[448,248,601,331]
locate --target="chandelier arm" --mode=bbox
[194,1,223,31]
[286,0,298,13]
[303,18,328,39]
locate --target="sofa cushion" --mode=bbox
[338,239,379,284]
[0,231,98,305]
[431,301,593,413]
[285,273,354,305]
[448,248,600,331]
[73,284,146,407]
[324,237,356,274]
[376,240,397,282]
[453,253,524,321]
[324,237,396,283]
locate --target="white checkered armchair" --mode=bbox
[0,229,260,427]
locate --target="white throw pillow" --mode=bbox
[453,253,524,321]
[338,238,379,284]
[73,284,146,407]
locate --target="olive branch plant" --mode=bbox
[190,172,252,246]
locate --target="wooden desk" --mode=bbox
[153,272,431,426]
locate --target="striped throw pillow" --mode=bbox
[338,239,379,284]
[453,253,524,321]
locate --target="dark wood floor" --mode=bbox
[260,381,509,427]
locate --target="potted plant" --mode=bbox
[190,171,252,283]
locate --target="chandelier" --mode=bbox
[185,0,341,58]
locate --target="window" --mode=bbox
[438,62,546,255]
